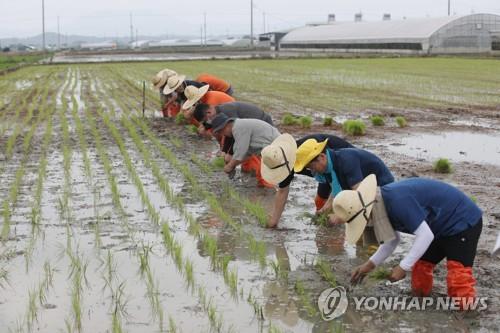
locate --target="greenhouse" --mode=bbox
[280,14,500,54]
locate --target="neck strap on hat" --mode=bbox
[346,191,376,224]
[270,147,291,174]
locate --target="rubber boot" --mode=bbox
[240,155,274,188]
[447,260,476,310]
[411,260,435,297]
[314,195,328,211]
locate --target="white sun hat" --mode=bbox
[333,174,378,245]
[162,74,186,95]
[260,134,297,185]
[151,69,177,89]
[182,84,210,109]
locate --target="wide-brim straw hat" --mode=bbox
[333,174,378,245]
[182,84,210,109]
[151,69,177,89]
[162,74,186,95]
[260,134,297,185]
[293,138,328,172]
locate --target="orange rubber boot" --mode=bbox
[411,260,435,297]
[241,155,274,188]
[447,260,476,310]
[314,195,328,211]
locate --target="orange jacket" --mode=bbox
[196,74,230,93]
[200,91,235,106]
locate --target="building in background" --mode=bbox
[279,14,500,54]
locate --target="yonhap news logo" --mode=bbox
[317,286,348,320]
[318,286,488,320]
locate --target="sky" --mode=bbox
[1,0,499,39]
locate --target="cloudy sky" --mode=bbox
[1,0,499,38]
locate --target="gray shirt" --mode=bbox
[232,119,280,160]
[217,102,273,125]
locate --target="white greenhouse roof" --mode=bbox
[282,15,467,42]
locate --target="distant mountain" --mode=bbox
[0,32,245,48]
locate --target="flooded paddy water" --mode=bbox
[0,58,499,332]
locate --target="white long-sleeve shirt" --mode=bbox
[369,221,435,271]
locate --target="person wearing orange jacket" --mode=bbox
[332,175,483,310]
[196,73,233,96]
[182,85,235,127]
[162,74,206,118]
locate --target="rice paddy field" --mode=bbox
[0,57,499,332]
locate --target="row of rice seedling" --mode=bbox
[1,77,56,241]
[80,75,235,332]
[3,75,51,160]
[82,85,173,331]
[88,73,263,330]
[90,78,237,331]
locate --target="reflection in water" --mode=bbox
[388,131,500,166]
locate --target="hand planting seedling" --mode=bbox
[186,124,199,134]
[211,156,225,169]
[369,266,392,281]
[301,212,330,226]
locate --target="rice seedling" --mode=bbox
[186,124,199,134]
[227,269,238,298]
[301,211,329,226]
[175,112,187,125]
[1,202,11,241]
[323,116,333,126]
[168,316,177,333]
[395,116,408,127]
[434,158,452,173]
[247,290,265,321]
[26,289,38,331]
[281,113,299,126]
[369,266,392,281]
[269,259,288,281]
[269,323,284,333]
[469,195,477,203]
[0,268,9,288]
[295,281,317,317]
[299,115,313,128]
[370,115,385,126]
[183,258,194,290]
[343,119,366,136]
[168,135,183,148]
[315,259,337,287]
[190,154,214,174]
[212,156,226,169]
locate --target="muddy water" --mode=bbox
[387,131,500,166]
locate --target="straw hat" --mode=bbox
[293,138,328,173]
[151,69,176,89]
[332,174,378,245]
[182,84,210,109]
[260,134,297,185]
[162,74,186,95]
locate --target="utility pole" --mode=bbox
[204,12,207,46]
[200,25,203,46]
[448,0,451,16]
[129,13,134,44]
[57,16,60,49]
[250,0,254,46]
[263,12,266,33]
[42,0,46,50]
